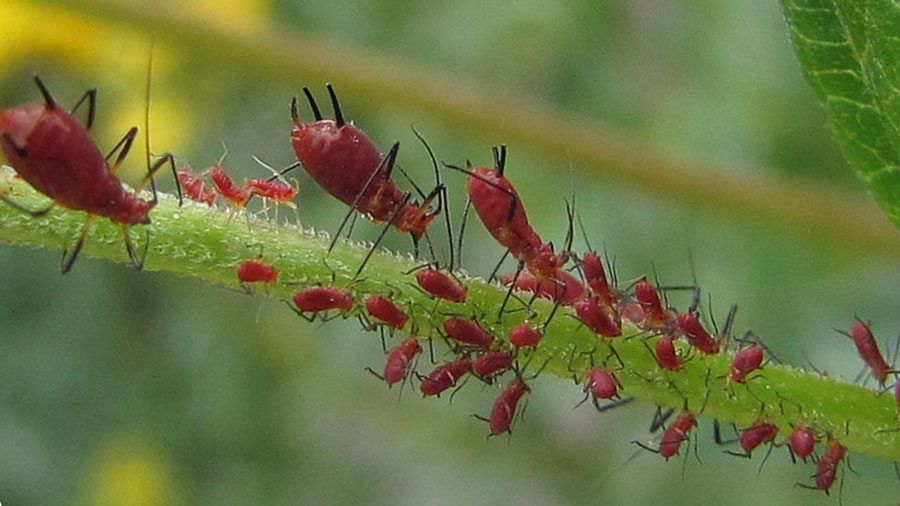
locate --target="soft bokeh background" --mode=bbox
[1,0,899,505]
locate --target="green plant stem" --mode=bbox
[1,170,899,461]
[27,0,900,259]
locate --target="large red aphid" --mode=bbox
[415,267,467,303]
[509,323,542,348]
[676,312,720,355]
[812,439,846,492]
[849,321,892,384]
[500,268,585,305]
[364,296,409,330]
[739,422,778,455]
[580,251,618,307]
[659,412,697,459]
[209,164,251,208]
[654,336,682,371]
[383,337,422,385]
[472,350,516,379]
[420,357,472,396]
[789,424,816,460]
[574,296,621,337]
[176,163,216,205]
[728,345,764,383]
[290,85,441,244]
[489,376,531,436]
[442,318,494,348]
[0,77,177,272]
[583,368,619,400]
[634,278,672,329]
[291,286,354,313]
[237,259,278,284]
[463,146,569,283]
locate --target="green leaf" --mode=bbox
[781,0,900,228]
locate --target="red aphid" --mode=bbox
[237,259,278,283]
[739,422,778,455]
[292,286,354,313]
[176,163,216,205]
[244,178,298,204]
[420,357,472,396]
[209,164,251,208]
[583,368,619,400]
[634,278,672,329]
[489,376,531,436]
[789,424,816,460]
[383,337,422,385]
[364,296,409,330]
[659,411,697,459]
[728,346,764,383]
[580,251,617,307]
[442,318,494,348]
[654,336,682,371]
[465,149,568,283]
[0,77,177,272]
[415,267,467,303]
[574,296,621,337]
[813,439,846,492]
[472,351,516,379]
[676,312,720,355]
[850,321,892,384]
[290,86,440,243]
[509,323,542,348]
[500,268,584,305]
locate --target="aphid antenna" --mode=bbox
[496,261,525,320]
[411,125,455,271]
[456,196,472,270]
[281,299,317,323]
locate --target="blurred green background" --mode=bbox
[1,0,899,504]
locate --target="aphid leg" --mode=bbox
[355,192,412,277]
[122,226,152,270]
[487,249,511,284]
[104,127,138,172]
[757,441,776,475]
[69,87,97,130]
[413,127,454,270]
[60,215,95,274]
[33,75,56,109]
[137,154,178,207]
[594,396,634,413]
[497,261,525,319]
[629,440,660,454]
[457,196,472,270]
[282,300,316,322]
[649,406,675,433]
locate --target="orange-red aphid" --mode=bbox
[420,357,472,396]
[291,286,354,313]
[739,422,778,455]
[237,259,278,284]
[176,163,216,205]
[290,86,441,244]
[789,424,816,460]
[849,321,892,384]
[364,296,409,330]
[210,164,251,208]
[676,311,720,355]
[659,411,697,459]
[472,351,516,379]
[0,77,177,272]
[443,318,494,348]
[383,337,422,386]
[728,345,764,383]
[415,267,467,303]
[489,376,530,436]
[654,336,682,371]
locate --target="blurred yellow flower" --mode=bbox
[86,434,180,506]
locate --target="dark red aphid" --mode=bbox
[634,277,673,330]
[788,424,816,460]
[500,268,585,305]
[509,323,542,348]
[675,311,720,355]
[489,376,531,436]
[738,422,778,455]
[442,318,494,348]
[420,357,472,396]
[0,77,178,272]
[728,345,764,383]
[812,439,846,492]
[472,350,516,379]
[383,337,422,385]
[659,411,698,459]
[176,163,216,205]
[415,267,467,303]
[209,164,251,209]
[237,259,278,284]
[574,296,621,337]
[364,296,409,330]
[463,146,569,283]
[654,336,682,371]
[580,251,618,307]
[291,286,354,313]
[290,85,441,244]
[849,321,892,384]
[583,368,619,400]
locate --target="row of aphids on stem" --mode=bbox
[0,74,896,501]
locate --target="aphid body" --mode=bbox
[659,411,697,459]
[442,318,493,348]
[728,346,764,383]
[383,337,422,385]
[420,357,472,396]
[237,259,278,284]
[415,267,467,302]
[490,376,530,436]
[364,296,409,330]
[292,286,354,313]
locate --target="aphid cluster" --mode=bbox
[3,76,890,499]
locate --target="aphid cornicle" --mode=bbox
[0,77,179,273]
